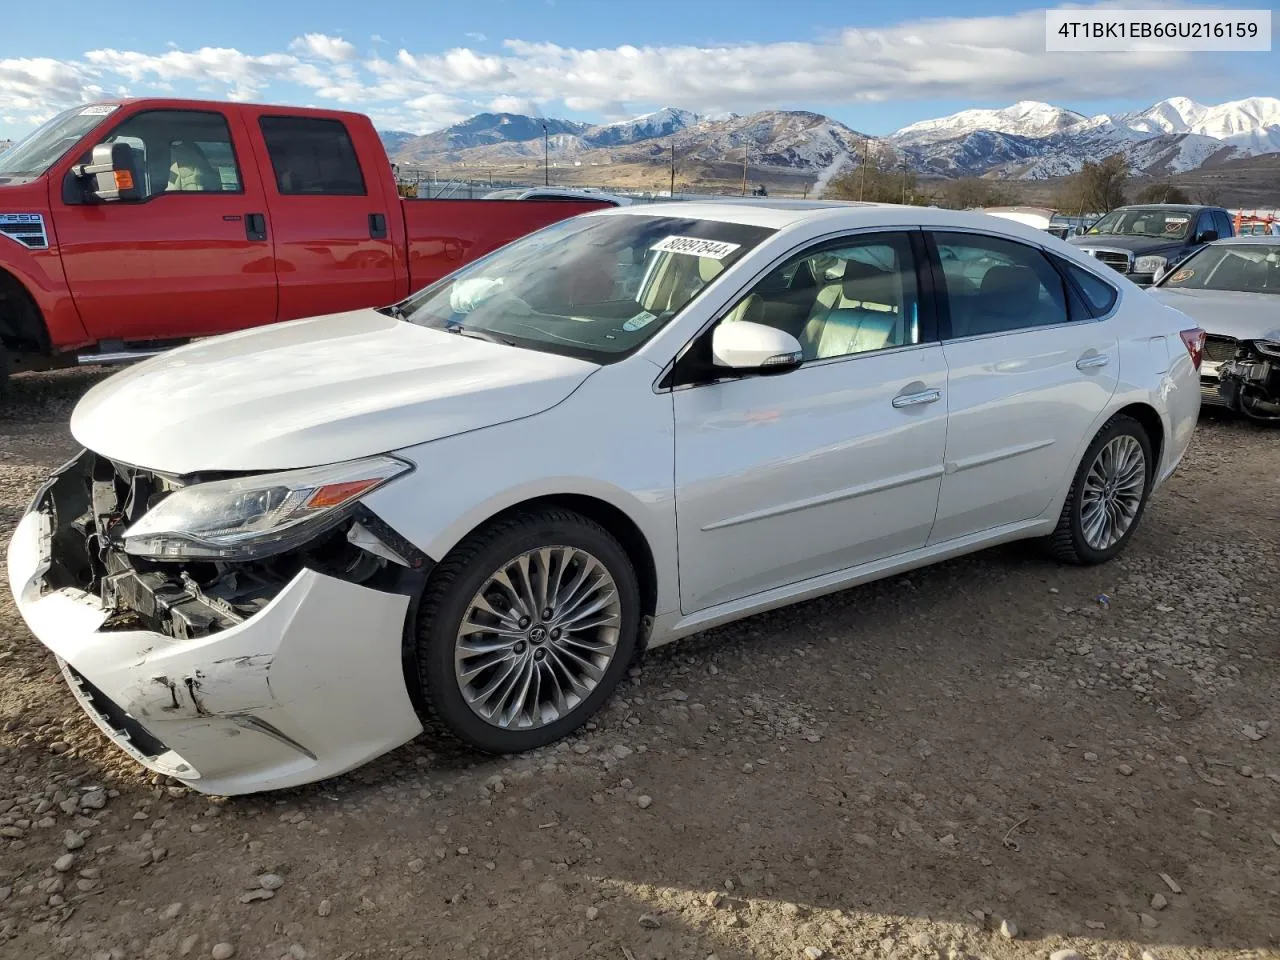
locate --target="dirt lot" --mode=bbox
[1,370,1277,960]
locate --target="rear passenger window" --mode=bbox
[1062,261,1118,316]
[1213,210,1234,238]
[258,116,366,196]
[932,232,1069,338]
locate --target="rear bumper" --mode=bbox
[7,509,423,796]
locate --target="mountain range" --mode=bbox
[382,96,1280,185]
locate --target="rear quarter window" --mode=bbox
[1058,258,1118,317]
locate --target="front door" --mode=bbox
[673,231,949,614]
[54,107,277,342]
[927,230,1120,544]
[245,112,398,320]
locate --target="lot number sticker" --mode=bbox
[651,235,742,260]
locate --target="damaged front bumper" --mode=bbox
[1214,339,1280,422]
[6,451,428,796]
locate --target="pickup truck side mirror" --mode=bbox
[73,143,142,203]
[1073,225,1086,236]
[1195,229,1218,244]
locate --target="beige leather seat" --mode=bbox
[800,261,903,360]
[167,142,220,192]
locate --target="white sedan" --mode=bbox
[7,201,1203,795]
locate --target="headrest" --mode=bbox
[841,259,899,308]
[698,258,723,283]
[979,265,1041,316]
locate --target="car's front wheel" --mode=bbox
[1048,414,1153,565]
[411,508,640,753]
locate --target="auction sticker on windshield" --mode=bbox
[79,104,119,116]
[651,236,742,259]
[1165,217,1189,233]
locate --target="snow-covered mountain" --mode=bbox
[889,95,1280,179]
[893,101,1087,146]
[1122,96,1280,153]
[582,108,701,147]
[384,95,1279,182]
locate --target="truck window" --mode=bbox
[258,116,367,196]
[87,110,242,198]
[1213,210,1234,238]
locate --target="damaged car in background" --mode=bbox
[1148,236,1280,422]
[9,202,1202,795]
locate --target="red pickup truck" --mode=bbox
[0,98,609,394]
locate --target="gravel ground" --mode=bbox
[1,369,1277,960]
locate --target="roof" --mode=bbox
[1212,235,1280,245]
[591,200,1079,245]
[1114,203,1216,212]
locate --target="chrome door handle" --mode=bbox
[892,388,942,409]
[1076,354,1110,370]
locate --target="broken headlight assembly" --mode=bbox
[120,457,411,561]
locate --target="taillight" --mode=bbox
[1179,327,1205,371]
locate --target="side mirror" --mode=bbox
[712,320,803,373]
[1196,229,1218,244]
[73,143,142,202]
[1073,225,1086,236]
[1153,263,1170,284]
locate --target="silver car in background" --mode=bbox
[1148,237,1280,422]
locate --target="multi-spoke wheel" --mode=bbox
[1048,414,1153,565]
[412,509,640,752]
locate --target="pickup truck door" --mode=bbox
[52,106,277,343]
[243,111,399,320]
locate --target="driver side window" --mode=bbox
[720,232,921,362]
[83,110,242,199]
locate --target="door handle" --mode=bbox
[369,213,388,240]
[1076,354,1110,370]
[245,213,267,242]
[892,388,942,409]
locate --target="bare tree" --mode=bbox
[1134,183,1190,204]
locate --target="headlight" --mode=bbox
[1135,255,1167,275]
[121,456,410,561]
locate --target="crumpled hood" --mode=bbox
[1068,235,1186,256]
[1146,287,1280,342]
[71,310,598,474]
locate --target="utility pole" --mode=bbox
[740,150,748,197]
[858,138,869,202]
[669,143,675,196]
[541,122,549,186]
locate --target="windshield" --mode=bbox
[1157,244,1280,295]
[1086,208,1192,240]
[0,104,118,183]
[395,214,774,363]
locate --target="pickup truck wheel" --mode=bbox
[411,508,640,753]
[1047,415,1153,565]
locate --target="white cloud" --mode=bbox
[465,32,488,43]
[0,58,102,121]
[84,47,297,101]
[290,34,358,62]
[0,5,1244,137]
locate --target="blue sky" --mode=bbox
[2,0,1275,137]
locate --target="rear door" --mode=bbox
[246,112,398,320]
[927,230,1120,544]
[53,106,277,342]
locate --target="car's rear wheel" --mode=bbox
[1047,414,1153,565]
[411,508,640,753]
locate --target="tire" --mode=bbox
[1047,414,1153,565]
[410,507,641,753]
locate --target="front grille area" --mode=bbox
[64,663,169,759]
[1203,335,1239,364]
[1093,251,1131,274]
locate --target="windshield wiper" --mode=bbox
[447,325,516,347]
[379,303,410,320]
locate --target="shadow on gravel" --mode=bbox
[1,367,110,424]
